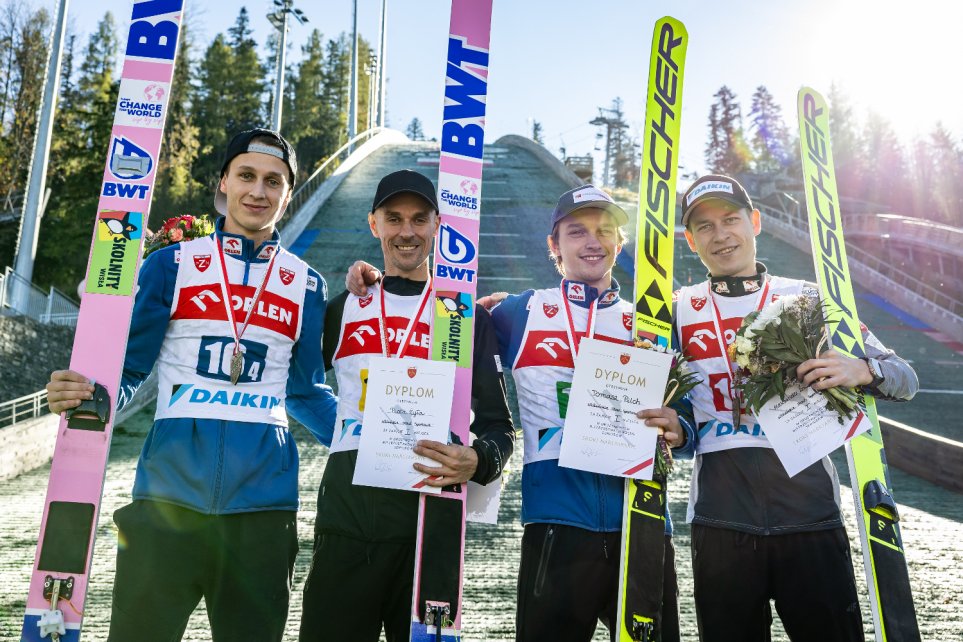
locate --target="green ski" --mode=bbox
[798,86,920,642]
[617,15,688,642]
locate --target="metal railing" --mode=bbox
[761,201,963,317]
[283,127,384,222]
[0,266,79,326]
[0,389,48,429]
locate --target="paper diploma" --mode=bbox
[758,382,869,477]
[558,338,672,480]
[353,356,456,493]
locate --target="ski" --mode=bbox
[20,2,184,640]
[409,2,493,640]
[797,87,920,642]
[617,16,688,642]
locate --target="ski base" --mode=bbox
[409,623,461,642]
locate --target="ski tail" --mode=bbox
[797,87,920,642]
[410,1,493,640]
[618,15,687,642]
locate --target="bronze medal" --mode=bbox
[230,350,243,385]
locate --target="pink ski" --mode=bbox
[21,2,184,640]
[410,1,493,640]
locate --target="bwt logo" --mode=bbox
[126,0,183,63]
[103,136,154,200]
[440,37,489,161]
[438,224,476,264]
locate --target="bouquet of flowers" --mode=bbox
[728,294,859,422]
[635,339,702,476]
[143,214,215,257]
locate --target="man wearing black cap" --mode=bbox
[675,174,918,641]
[297,169,515,642]
[46,128,338,641]
[346,183,695,641]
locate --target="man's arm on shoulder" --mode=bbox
[468,304,515,485]
[322,289,349,371]
[118,246,177,410]
[286,269,338,446]
[861,325,919,401]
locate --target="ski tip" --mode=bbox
[656,15,688,36]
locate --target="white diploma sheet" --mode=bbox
[558,338,672,480]
[758,382,869,477]
[353,356,456,493]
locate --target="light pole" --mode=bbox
[376,0,388,127]
[348,0,359,140]
[267,0,308,133]
[12,0,68,308]
[365,53,378,131]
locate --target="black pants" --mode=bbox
[691,524,864,642]
[516,523,680,642]
[107,500,298,642]
[299,532,415,642]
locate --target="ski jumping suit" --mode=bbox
[299,276,515,642]
[108,220,338,642]
[492,279,697,642]
[675,266,918,642]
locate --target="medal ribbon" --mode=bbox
[378,279,433,358]
[708,278,771,422]
[560,279,599,358]
[215,237,279,383]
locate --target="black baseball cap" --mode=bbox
[680,174,753,226]
[371,170,439,212]
[551,184,629,230]
[215,128,298,215]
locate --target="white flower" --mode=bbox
[736,353,750,368]
[735,335,754,355]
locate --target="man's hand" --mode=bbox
[345,260,382,297]
[636,407,685,448]
[46,370,94,414]
[797,349,872,390]
[412,439,479,487]
[477,291,509,311]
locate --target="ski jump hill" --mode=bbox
[1,130,961,641]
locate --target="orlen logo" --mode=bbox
[436,224,476,283]
[680,318,740,361]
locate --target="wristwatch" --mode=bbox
[863,357,885,389]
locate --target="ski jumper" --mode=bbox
[107,219,337,642]
[298,276,515,642]
[491,279,696,642]
[676,265,918,642]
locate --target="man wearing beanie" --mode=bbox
[46,128,338,641]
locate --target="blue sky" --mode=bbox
[34,0,963,178]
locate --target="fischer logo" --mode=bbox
[168,384,281,410]
[543,303,558,318]
[691,296,707,311]
[102,137,154,200]
[278,267,295,285]
[193,255,211,272]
